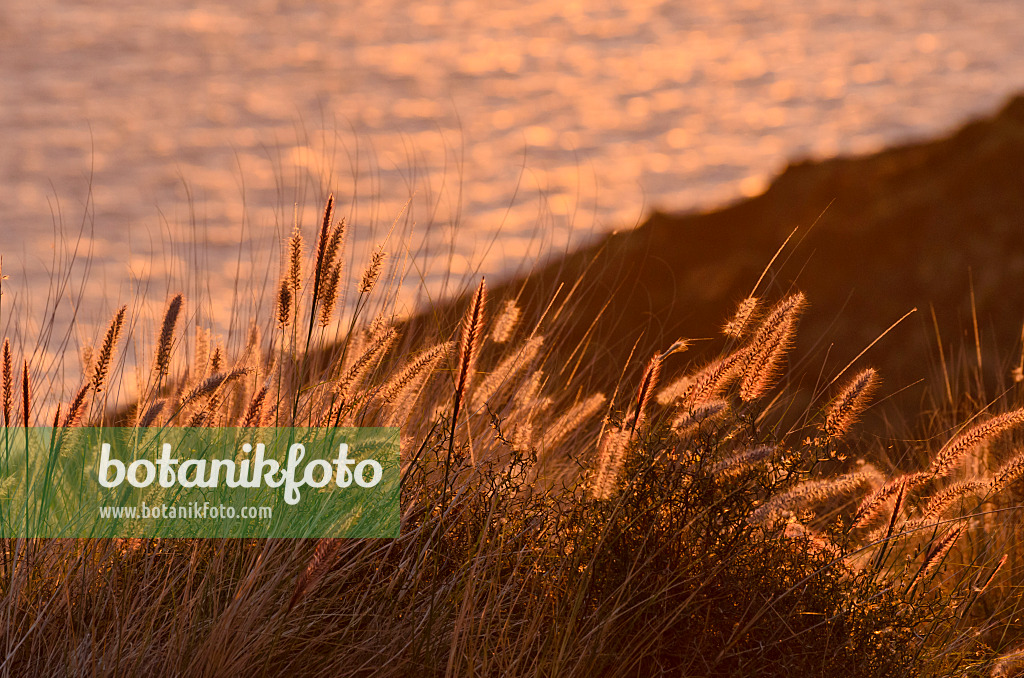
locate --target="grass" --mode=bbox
[2,193,1024,676]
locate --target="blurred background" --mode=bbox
[2,0,1024,373]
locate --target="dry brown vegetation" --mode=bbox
[4,192,1024,677]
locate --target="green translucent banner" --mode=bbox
[0,427,399,538]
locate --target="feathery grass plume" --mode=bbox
[210,345,223,374]
[318,264,342,328]
[852,473,930,530]
[451,277,487,464]
[2,338,11,426]
[241,385,269,428]
[187,410,208,427]
[194,326,211,380]
[909,521,965,591]
[823,368,879,439]
[591,426,630,500]
[242,322,261,364]
[287,223,304,299]
[61,383,91,427]
[21,359,30,427]
[359,245,386,294]
[749,468,876,525]
[261,400,279,427]
[470,335,543,411]
[341,327,367,374]
[930,408,1024,478]
[366,313,390,340]
[329,389,376,426]
[333,327,398,405]
[288,539,342,612]
[323,217,346,279]
[546,394,607,451]
[739,293,806,402]
[711,445,775,479]
[517,370,545,410]
[672,399,728,431]
[80,344,94,380]
[228,371,251,424]
[377,341,452,405]
[316,219,346,328]
[723,296,759,338]
[180,367,251,408]
[91,305,126,393]
[989,450,1024,491]
[657,347,748,407]
[137,400,166,428]
[154,294,184,378]
[490,300,520,344]
[655,375,691,406]
[276,276,293,328]
[510,421,534,452]
[628,355,661,436]
[311,194,333,304]
[920,480,988,522]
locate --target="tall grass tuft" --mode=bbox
[4,194,1024,677]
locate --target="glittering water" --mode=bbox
[3,0,1024,380]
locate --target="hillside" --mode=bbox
[435,94,1024,414]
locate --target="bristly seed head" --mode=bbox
[823,368,879,439]
[359,245,386,294]
[92,306,127,393]
[723,296,759,338]
[154,294,184,378]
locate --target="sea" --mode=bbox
[2,0,1024,399]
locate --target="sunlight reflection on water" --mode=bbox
[2,0,1024,396]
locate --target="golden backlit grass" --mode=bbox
[3,195,1024,676]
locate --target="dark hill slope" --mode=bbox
[413,94,1024,407]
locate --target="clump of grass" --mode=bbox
[3,193,1024,677]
